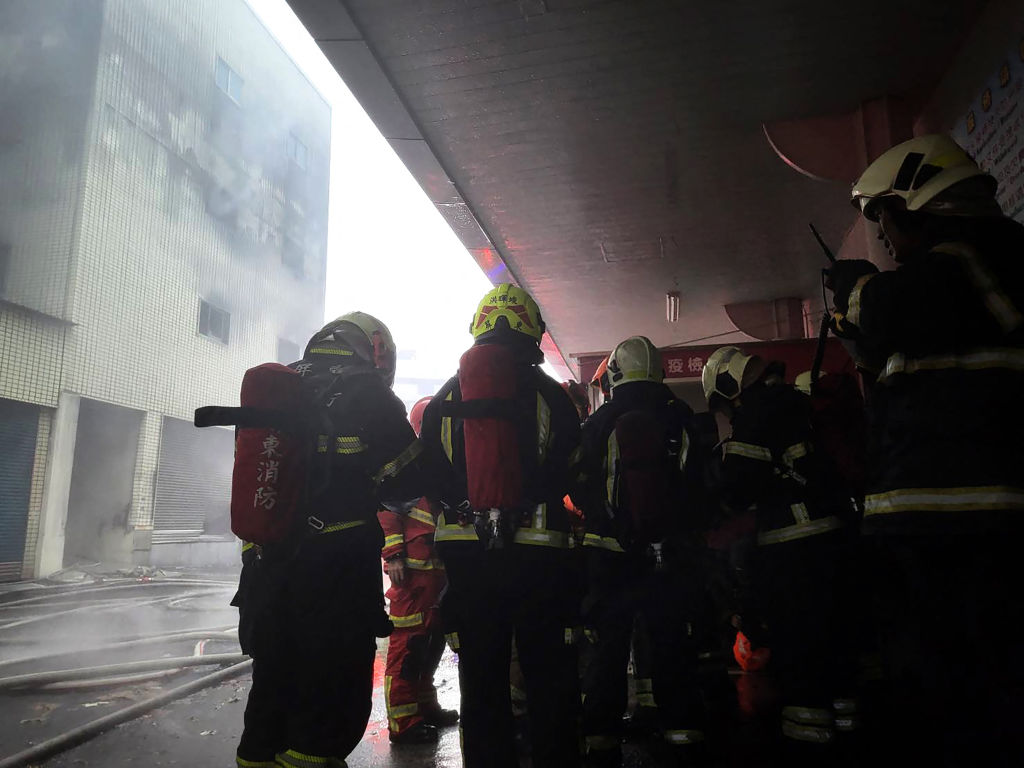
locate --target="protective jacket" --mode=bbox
[576,380,702,557]
[379,502,444,571]
[421,348,581,554]
[834,218,1024,534]
[720,379,852,546]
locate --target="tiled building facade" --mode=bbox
[0,0,330,579]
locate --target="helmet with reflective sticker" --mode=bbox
[306,311,397,388]
[851,134,996,221]
[702,346,766,403]
[469,283,546,343]
[607,336,663,393]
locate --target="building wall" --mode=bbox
[1,0,332,576]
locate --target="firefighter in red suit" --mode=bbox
[379,396,458,744]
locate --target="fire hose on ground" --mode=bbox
[0,658,253,768]
[0,652,249,690]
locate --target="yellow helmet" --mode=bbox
[607,336,663,393]
[470,283,546,342]
[851,134,996,221]
[794,370,813,396]
[306,311,397,387]
[702,346,766,403]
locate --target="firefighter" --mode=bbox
[829,133,1024,763]
[702,346,855,759]
[420,283,582,768]
[236,312,425,768]
[379,396,458,745]
[576,336,711,767]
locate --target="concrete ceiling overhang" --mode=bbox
[286,0,984,375]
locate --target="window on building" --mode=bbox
[277,337,301,364]
[282,237,304,278]
[214,56,243,103]
[286,133,308,170]
[198,299,230,344]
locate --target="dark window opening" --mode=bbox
[198,299,230,344]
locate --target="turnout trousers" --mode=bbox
[236,525,382,767]
[440,546,582,768]
[383,568,447,735]
[864,534,1024,767]
[581,556,709,765]
[748,529,849,752]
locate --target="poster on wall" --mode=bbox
[951,38,1024,223]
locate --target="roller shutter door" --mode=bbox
[153,416,232,544]
[0,399,39,582]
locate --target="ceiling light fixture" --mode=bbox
[666,291,680,323]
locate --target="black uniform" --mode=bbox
[236,359,424,768]
[576,380,712,765]
[833,217,1024,763]
[420,342,582,768]
[717,378,854,749]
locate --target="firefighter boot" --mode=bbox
[389,723,439,745]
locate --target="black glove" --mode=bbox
[826,259,878,313]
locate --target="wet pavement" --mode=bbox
[0,568,849,768]
[0,568,460,768]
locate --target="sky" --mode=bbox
[243,0,502,398]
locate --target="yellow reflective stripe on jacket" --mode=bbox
[383,534,404,549]
[757,515,841,546]
[781,441,810,467]
[335,435,367,454]
[405,556,444,570]
[407,507,436,527]
[440,392,454,463]
[318,520,366,534]
[316,434,329,453]
[663,729,704,745]
[845,273,876,328]
[605,431,620,506]
[723,440,773,462]
[391,612,424,628]
[512,528,569,548]
[373,440,423,485]
[434,510,479,542]
[241,541,255,553]
[445,631,460,651]
[782,706,835,744]
[864,485,1024,516]
[236,758,277,768]
[583,532,625,553]
[878,348,1024,383]
[537,392,552,464]
[933,242,1024,333]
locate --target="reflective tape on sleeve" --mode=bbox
[383,534,404,549]
[407,507,436,527]
[845,273,876,328]
[373,440,423,485]
[663,729,705,745]
[390,612,424,628]
[757,515,841,546]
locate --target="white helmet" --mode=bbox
[851,134,997,221]
[702,346,766,403]
[607,336,663,393]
